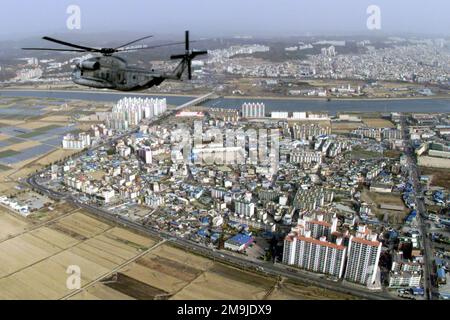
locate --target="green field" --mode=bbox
[0,149,20,159]
[349,146,382,160]
[18,124,62,138]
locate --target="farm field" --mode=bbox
[70,243,356,300]
[0,210,158,300]
[0,96,108,183]
[362,118,395,128]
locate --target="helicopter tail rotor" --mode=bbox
[170,30,207,80]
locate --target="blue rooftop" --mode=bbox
[226,233,253,245]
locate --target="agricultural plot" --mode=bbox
[171,263,275,300]
[0,144,56,165]
[362,118,395,128]
[0,209,29,241]
[0,150,20,159]
[0,211,157,300]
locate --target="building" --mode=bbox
[224,233,253,252]
[138,146,152,164]
[283,230,346,278]
[293,188,334,211]
[389,272,422,288]
[352,127,382,141]
[62,132,91,150]
[292,123,331,140]
[344,226,382,286]
[145,194,165,207]
[271,111,289,119]
[388,252,422,288]
[370,183,392,193]
[106,97,167,129]
[234,199,255,218]
[290,150,322,164]
[382,128,403,140]
[101,189,115,204]
[292,112,307,120]
[241,102,265,118]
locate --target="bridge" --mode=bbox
[174,91,218,111]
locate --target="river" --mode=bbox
[1,89,449,114]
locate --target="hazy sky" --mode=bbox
[1,0,449,39]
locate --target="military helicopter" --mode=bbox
[22,30,207,91]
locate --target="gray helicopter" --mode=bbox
[22,31,207,91]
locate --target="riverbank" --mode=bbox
[223,94,450,102]
[2,87,449,101]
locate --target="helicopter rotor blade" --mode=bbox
[42,36,98,52]
[22,47,86,52]
[114,35,154,50]
[117,41,194,52]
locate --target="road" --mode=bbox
[407,159,437,299]
[401,117,437,300]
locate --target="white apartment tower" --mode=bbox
[344,226,382,286]
[283,230,347,278]
[241,102,265,118]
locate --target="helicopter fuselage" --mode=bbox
[72,56,167,91]
[23,30,206,91]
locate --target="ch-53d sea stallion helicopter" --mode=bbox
[22,30,207,91]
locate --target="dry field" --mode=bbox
[5,149,79,181]
[0,211,157,299]
[0,120,23,126]
[0,208,29,241]
[16,121,64,130]
[38,116,71,122]
[362,118,395,128]
[419,167,450,189]
[70,243,357,300]
[361,188,408,224]
[0,181,19,195]
[5,140,41,152]
[0,134,12,141]
[172,263,275,300]
[331,122,361,133]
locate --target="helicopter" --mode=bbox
[22,30,207,91]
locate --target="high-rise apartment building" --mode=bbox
[344,226,382,285]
